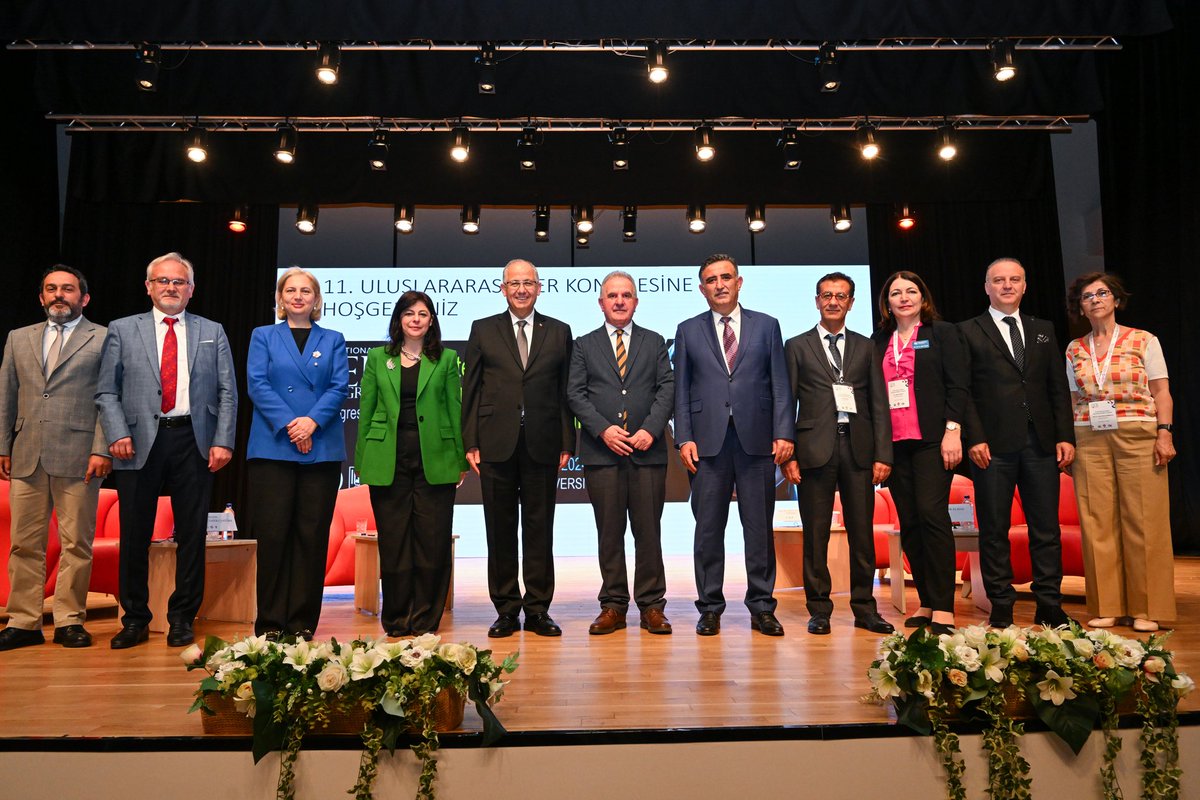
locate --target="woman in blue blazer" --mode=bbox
[355,290,467,637]
[246,268,349,639]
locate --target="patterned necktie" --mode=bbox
[161,317,178,413]
[516,319,529,370]
[1002,316,1025,371]
[615,328,627,379]
[44,323,64,379]
[721,316,737,371]
[825,332,844,375]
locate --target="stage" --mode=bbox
[2,555,1197,798]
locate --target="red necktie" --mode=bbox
[721,316,738,371]
[161,317,178,413]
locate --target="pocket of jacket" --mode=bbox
[479,404,494,417]
[365,426,387,442]
[689,399,703,413]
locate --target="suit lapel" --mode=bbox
[416,353,433,398]
[623,326,643,377]
[495,313,522,368]
[184,312,201,377]
[24,324,47,379]
[842,329,857,374]
[138,313,161,385]
[52,319,95,375]
[976,313,1020,373]
[729,311,754,375]
[805,328,838,381]
[280,322,310,381]
[526,316,548,368]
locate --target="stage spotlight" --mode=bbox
[747,204,766,233]
[621,205,638,242]
[295,205,319,234]
[937,125,958,161]
[610,126,629,171]
[477,43,497,94]
[575,232,590,249]
[857,123,880,160]
[228,205,249,234]
[897,205,916,231]
[646,41,669,84]
[831,203,852,232]
[989,39,1016,82]
[819,43,841,93]
[274,124,297,164]
[518,126,538,171]
[461,204,480,234]
[393,204,415,234]
[135,44,160,92]
[779,126,801,170]
[185,128,208,163]
[534,205,550,242]
[367,128,389,171]
[572,205,594,235]
[316,43,340,85]
[450,127,470,163]
[694,126,715,162]
[687,204,707,234]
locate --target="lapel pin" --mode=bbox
[386,358,396,370]
[313,350,322,358]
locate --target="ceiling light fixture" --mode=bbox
[393,204,415,234]
[367,127,389,171]
[694,126,715,162]
[274,124,297,164]
[621,205,637,242]
[687,204,707,233]
[534,205,550,242]
[819,43,841,93]
[572,205,594,234]
[831,203,852,232]
[747,204,766,233]
[779,125,801,170]
[135,44,160,92]
[477,42,497,94]
[316,43,340,85]
[185,127,208,163]
[610,126,629,171]
[857,123,880,160]
[295,205,319,234]
[897,205,916,231]
[518,126,538,170]
[937,124,958,161]
[646,41,669,84]
[989,39,1017,82]
[450,126,470,163]
[461,204,480,234]
[228,205,249,234]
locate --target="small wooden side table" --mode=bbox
[351,533,458,616]
[145,539,257,633]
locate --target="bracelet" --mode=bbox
[1157,423,1173,433]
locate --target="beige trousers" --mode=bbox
[1072,421,1176,621]
[5,462,100,628]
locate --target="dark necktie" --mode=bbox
[825,332,844,375]
[720,316,737,371]
[1002,316,1025,371]
[161,317,178,413]
[516,319,529,370]
[44,323,64,379]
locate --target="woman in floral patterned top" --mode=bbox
[1064,272,1176,632]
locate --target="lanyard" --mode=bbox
[1087,324,1118,395]
[890,323,920,377]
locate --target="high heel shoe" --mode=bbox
[1132,618,1160,632]
[1087,617,1117,628]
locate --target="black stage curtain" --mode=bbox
[1095,0,1200,553]
[60,199,280,517]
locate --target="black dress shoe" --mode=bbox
[524,613,563,637]
[0,626,45,651]
[262,630,282,642]
[904,615,932,629]
[488,614,520,638]
[166,622,195,647]
[807,615,831,635]
[854,613,895,634]
[695,611,721,636]
[110,624,149,650]
[929,622,955,636]
[290,629,314,641]
[750,611,785,636]
[988,604,1015,629]
[1034,604,1074,629]
[52,624,92,648]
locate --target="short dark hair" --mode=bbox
[699,253,738,278]
[41,264,89,296]
[386,291,444,361]
[1066,271,1130,317]
[816,271,855,298]
[876,270,941,331]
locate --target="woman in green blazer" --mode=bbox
[355,291,468,636]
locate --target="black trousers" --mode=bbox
[584,460,667,614]
[478,427,558,617]
[798,430,878,619]
[888,440,956,613]
[370,427,457,634]
[114,424,212,628]
[247,458,341,636]
[970,425,1064,608]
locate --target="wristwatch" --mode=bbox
[1157,423,1174,433]
[945,422,961,432]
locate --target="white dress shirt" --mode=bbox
[43,314,83,366]
[988,305,1026,360]
[152,307,191,417]
[710,305,742,375]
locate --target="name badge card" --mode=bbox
[888,379,910,409]
[1088,400,1118,431]
[833,383,857,414]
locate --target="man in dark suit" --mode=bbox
[783,272,894,635]
[96,252,238,649]
[0,266,110,651]
[673,254,793,637]
[567,271,675,635]
[960,257,1075,628]
[463,259,575,638]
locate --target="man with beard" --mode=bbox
[0,266,111,651]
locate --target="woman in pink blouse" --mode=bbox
[1065,272,1176,632]
[872,271,969,635]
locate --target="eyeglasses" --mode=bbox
[1081,289,1112,302]
[149,277,191,288]
[504,280,539,290]
[818,292,851,302]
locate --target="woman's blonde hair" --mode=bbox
[275,267,323,321]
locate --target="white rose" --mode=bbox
[1093,650,1116,670]
[233,681,257,718]
[180,643,204,665]
[954,645,983,672]
[1171,674,1195,697]
[317,662,349,693]
[1143,656,1166,674]
[916,669,934,698]
[1070,638,1095,658]
[412,633,442,651]
[947,669,968,687]
[438,643,478,676]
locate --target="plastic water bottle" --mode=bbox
[219,502,236,541]
[963,494,975,531]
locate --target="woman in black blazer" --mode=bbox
[872,271,969,635]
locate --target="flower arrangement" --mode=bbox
[185,633,518,800]
[867,623,1193,800]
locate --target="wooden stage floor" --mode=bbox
[1,555,1198,741]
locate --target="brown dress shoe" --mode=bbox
[588,608,627,635]
[639,608,673,635]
